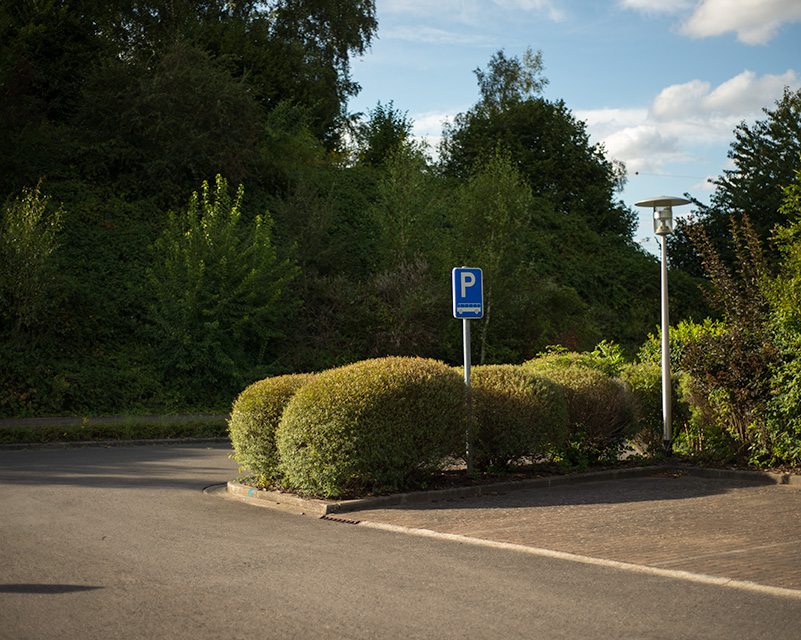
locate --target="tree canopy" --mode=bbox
[440,49,634,239]
[668,87,801,275]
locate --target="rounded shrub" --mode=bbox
[275,357,467,498]
[525,358,636,453]
[469,365,568,470]
[228,373,314,481]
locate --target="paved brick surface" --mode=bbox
[345,473,801,591]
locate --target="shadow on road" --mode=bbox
[0,443,236,491]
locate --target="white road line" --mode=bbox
[358,520,801,601]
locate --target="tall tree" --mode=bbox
[441,49,633,239]
[474,46,548,111]
[0,0,109,192]
[148,175,297,401]
[76,41,264,197]
[353,101,414,167]
[668,87,801,276]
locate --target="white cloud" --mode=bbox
[650,70,799,122]
[650,79,712,120]
[618,0,692,15]
[704,69,799,112]
[492,0,566,21]
[378,0,565,24]
[682,0,801,44]
[411,111,454,138]
[383,25,485,45]
[621,0,801,44]
[579,70,800,174]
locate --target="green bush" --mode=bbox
[525,357,635,458]
[638,319,726,372]
[469,365,567,470]
[525,341,626,377]
[275,357,467,498]
[228,373,314,482]
[673,372,738,461]
[619,362,688,453]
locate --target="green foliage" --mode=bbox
[526,341,626,377]
[638,319,727,372]
[669,87,801,276]
[757,163,801,465]
[275,357,467,498]
[370,143,443,268]
[77,41,264,198]
[680,216,777,455]
[619,362,689,453]
[0,182,63,345]
[148,175,298,402]
[524,355,636,461]
[0,415,227,445]
[451,149,537,363]
[228,373,314,482]
[671,373,739,461]
[354,101,414,167]
[469,365,567,471]
[474,47,548,110]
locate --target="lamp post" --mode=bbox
[635,195,691,455]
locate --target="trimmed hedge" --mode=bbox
[470,365,568,470]
[275,357,467,498]
[525,357,635,452]
[228,373,314,481]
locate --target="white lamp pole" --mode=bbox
[635,196,691,455]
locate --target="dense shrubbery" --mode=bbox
[228,373,314,482]
[4,0,799,474]
[275,357,467,498]
[469,365,567,470]
[1,17,680,417]
[230,355,640,497]
[618,362,689,453]
[524,349,636,463]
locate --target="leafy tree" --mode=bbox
[669,87,801,276]
[758,162,801,464]
[148,175,297,402]
[450,150,539,363]
[76,41,264,199]
[441,49,634,239]
[474,46,548,110]
[370,142,443,267]
[0,0,108,192]
[0,182,63,346]
[353,101,414,167]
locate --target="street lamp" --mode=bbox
[635,195,691,455]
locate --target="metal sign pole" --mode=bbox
[463,316,473,475]
[452,266,482,476]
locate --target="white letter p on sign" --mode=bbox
[461,272,475,298]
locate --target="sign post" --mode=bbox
[452,267,483,475]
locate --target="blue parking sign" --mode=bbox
[452,267,483,318]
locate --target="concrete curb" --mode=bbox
[226,465,801,517]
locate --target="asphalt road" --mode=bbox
[2,444,800,639]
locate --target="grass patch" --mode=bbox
[0,415,228,445]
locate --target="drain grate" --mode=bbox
[321,514,361,525]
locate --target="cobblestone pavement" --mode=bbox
[344,473,801,591]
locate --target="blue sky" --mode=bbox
[348,0,801,253]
